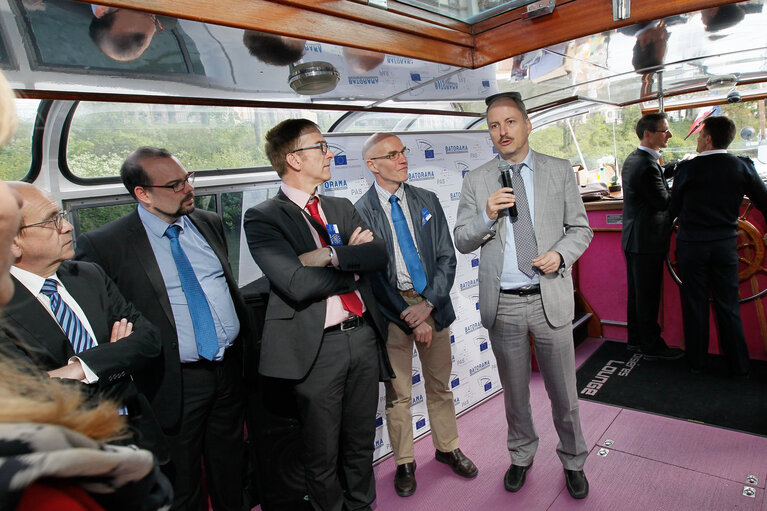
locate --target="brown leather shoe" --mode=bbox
[394,462,416,497]
[435,448,478,478]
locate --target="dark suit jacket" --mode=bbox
[243,190,394,381]
[0,260,165,457]
[621,148,673,254]
[354,183,456,334]
[74,208,252,432]
[670,154,767,241]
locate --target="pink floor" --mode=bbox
[370,338,767,510]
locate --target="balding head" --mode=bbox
[362,133,400,161]
[9,182,74,277]
[363,133,409,194]
[0,181,22,306]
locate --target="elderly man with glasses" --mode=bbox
[1,181,164,457]
[75,147,252,511]
[621,112,684,360]
[244,119,392,511]
[354,132,477,498]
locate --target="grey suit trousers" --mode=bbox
[488,292,588,470]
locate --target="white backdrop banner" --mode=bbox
[239,130,504,462]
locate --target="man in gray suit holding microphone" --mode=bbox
[454,92,593,499]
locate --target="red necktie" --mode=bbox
[306,197,364,317]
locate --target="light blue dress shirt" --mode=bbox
[483,150,539,289]
[138,205,239,362]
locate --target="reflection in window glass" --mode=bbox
[0,99,40,180]
[340,112,478,133]
[66,102,343,179]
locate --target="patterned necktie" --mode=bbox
[41,278,96,354]
[305,197,364,316]
[510,164,538,278]
[389,195,427,293]
[165,225,219,361]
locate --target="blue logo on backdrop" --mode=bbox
[416,139,434,159]
[413,414,427,431]
[464,321,482,334]
[412,369,422,385]
[479,377,493,392]
[408,170,435,182]
[455,161,471,175]
[412,394,424,406]
[450,191,462,201]
[375,413,384,428]
[328,144,348,166]
[410,72,421,81]
[348,76,380,86]
[482,80,490,87]
[475,336,488,352]
[434,79,458,91]
[445,144,468,154]
[450,334,455,344]
[469,360,490,376]
[460,278,479,291]
[387,55,415,65]
[375,438,384,448]
[305,43,321,53]
[450,373,460,388]
[323,179,348,191]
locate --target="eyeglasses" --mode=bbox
[20,211,69,232]
[290,142,329,155]
[653,129,672,135]
[149,13,164,33]
[369,147,410,161]
[142,172,195,193]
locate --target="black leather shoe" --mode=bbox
[641,346,684,360]
[435,448,478,478]
[564,469,589,499]
[394,462,416,497]
[504,462,532,492]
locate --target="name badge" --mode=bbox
[421,208,432,226]
[326,223,343,245]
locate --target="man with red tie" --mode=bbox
[243,119,393,511]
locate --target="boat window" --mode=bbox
[0,99,41,181]
[64,102,344,179]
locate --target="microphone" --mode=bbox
[498,161,518,218]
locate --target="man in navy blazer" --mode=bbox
[621,112,683,360]
[354,133,477,497]
[671,115,767,375]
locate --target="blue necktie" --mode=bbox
[389,195,427,294]
[41,278,95,354]
[165,225,218,361]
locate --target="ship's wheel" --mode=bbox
[666,200,767,303]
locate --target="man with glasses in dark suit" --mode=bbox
[244,119,392,511]
[76,147,251,511]
[621,112,684,360]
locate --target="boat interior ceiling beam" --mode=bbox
[473,0,746,68]
[13,89,484,118]
[643,90,767,113]
[73,0,474,67]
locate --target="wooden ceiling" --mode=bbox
[77,0,744,68]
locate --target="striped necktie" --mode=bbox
[40,278,95,354]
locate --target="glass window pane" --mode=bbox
[65,102,344,179]
[0,99,40,180]
[73,194,216,236]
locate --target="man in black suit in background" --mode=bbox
[671,115,767,375]
[354,133,477,498]
[2,182,163,455]
[244,119,392,511]
[621,113,684,360]
[75,147,251,511]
